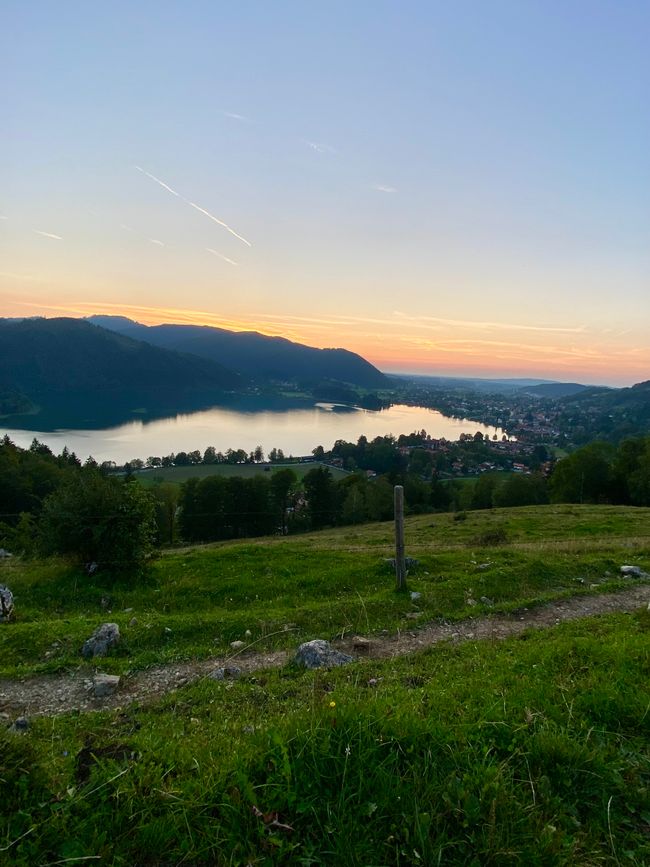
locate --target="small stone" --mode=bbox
[9,716,29,733]
[164,627,172,634]
[410,591,421,602]
[244,629,252,638]
[405,612,422,620]
[367,678,379,687]
[0,585,15,622]
[82,623,120,659]
[467,598,477,607]
[480,596,494,606]
[352,636,371,653]
[477,562,492,571]
[124,607,134,613]
[129,617,137,627]
[620,565,645,578]
[209,665,242,681]
[294,639,353,669]
[230,640,245,650]
[93,673,121,698]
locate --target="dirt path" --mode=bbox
[2,585,649,719]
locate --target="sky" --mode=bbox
[1,1,649,386]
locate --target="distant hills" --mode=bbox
[395,373,588,395]
[0,316,388,426]
[86,315,387,389]
[519,382,590,398]
[0,317,243,422]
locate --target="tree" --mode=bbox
[151,482,180,545]
[303,467,337,529]
[549,442,616,504]
[493,473,548,508]
[471,474,499,510]
[270,468,297,534]
[39,470,156,575]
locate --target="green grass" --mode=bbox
[0,505,648,678]
[134,460,350,485]
[2,610,649,865]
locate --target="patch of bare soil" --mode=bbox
[1,585,649,719]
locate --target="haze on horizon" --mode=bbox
[2,1,648,388]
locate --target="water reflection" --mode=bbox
[1,401,506,464]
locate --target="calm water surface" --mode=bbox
[2,403,505,464]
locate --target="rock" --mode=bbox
[620,565,646,578]
[9,716,29,733]
[477,562,492,571]
[0,548,13,558]
[294,639,353,669]
[410,591,422,602]
[129,617,138,627]
[244,629,252,638]
[480,596,494,606]
[93,673,121,698]
[164,627,172,634]
[209,665,242,681]
[82,623,120,659]
[230,640,246,651]
[0,585,15,622]
[405,612,422,620]
[352,636,371,653]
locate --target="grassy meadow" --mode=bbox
[133,461,350,486]
[1,504,649,864]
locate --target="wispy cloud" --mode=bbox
[303,140,337,155]
[206,247,238,266]
[149,238,165,247]
[33,229,63,240]
[223,111,252,123]
[0,271,41,281]
[372,184,397,193]
[392,311,584,335]
[135,165,252,247]
[0,215,8,220]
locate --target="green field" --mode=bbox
[1,504,648,679]
[133,460,350,485]
[1,504,649,864]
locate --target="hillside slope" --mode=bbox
[87,315,388,388]
[0,317,243,418]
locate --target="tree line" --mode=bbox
[1,434,648,579]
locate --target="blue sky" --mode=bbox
[2,1,649,384]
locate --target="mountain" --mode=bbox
[555,379,650,443]
[0,317,243,422]
[520,382,590,398]
[86,316,387,388]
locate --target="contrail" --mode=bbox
[135,165,251,247]
[206,247,238,266]
[34,229,63,240]
[187,200,251,246]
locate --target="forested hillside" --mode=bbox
[87,315,388,388]
[0,317,242,418]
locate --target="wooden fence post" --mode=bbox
[394,485,407,591]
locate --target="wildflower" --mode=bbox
[329,700,336,708]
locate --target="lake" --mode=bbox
[1,402,506,464]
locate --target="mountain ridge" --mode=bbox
[86,315,387,388]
